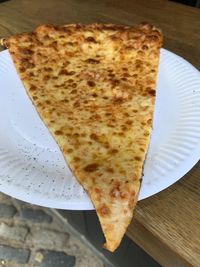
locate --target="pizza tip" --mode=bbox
[103,242,118,252]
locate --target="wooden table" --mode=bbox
[0,1,200,266]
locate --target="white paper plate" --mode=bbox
[0,49,200,210]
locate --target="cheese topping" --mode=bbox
[4,23,163,252]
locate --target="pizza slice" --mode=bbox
[2,23,163,252]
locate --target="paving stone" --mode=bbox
[0,222,28,242]
[0,245,30,264]
[0,192,105,267]
[29,228,69,248]
[17,208,52,223]
[76,255,104,267]
[0,204,17,218]
[34,250,75,267]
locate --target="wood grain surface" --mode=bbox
[0,0,200,266]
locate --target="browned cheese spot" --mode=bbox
[37,102,42,108]
[71,83,77,88]
[85,58,100,64]
[29,85,37,91]
[60,27,72,34]
[66,42,73,46]
[147,35,159,41]
[110,181,127,199]
[50,40,58,49]
[147,119,152,125]
[135,156,142,161]
[124,112,129,117]
[146,87,156,96]
[142,45,148,50]
[137,50,145,56]
[110,79,120,87]
[32,96,38,100]
[123,73,130,78]
[126,120,133,125]
[59,70,75,75]
[95,188,102,194]
[109,149,119,155]
[94,187,103,201]
[92,93,98,97]
[73,101,80,108]
[19,48,34,55]
[128,190,136,210]
[90,133,98,141]
[106,167,114,173]
[61,99,68,103]
[113,98,124,105]
[87,81,95,87]
[54,130,63,135]
[43,75,50,81]
[65,148,73,153]
[27,72,34,77]
[85,36,97,43]
[44,67,53,72]
[21,59,35,69]
[121,125,128,131]
[19,67,26,72]
[71,89,77,94]
[97,204,111,217]
[84,163,99,172]
[90,114,101,121]
[73,156,81,161]
[43,34,50,41]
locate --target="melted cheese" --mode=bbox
[4,23,163,252]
